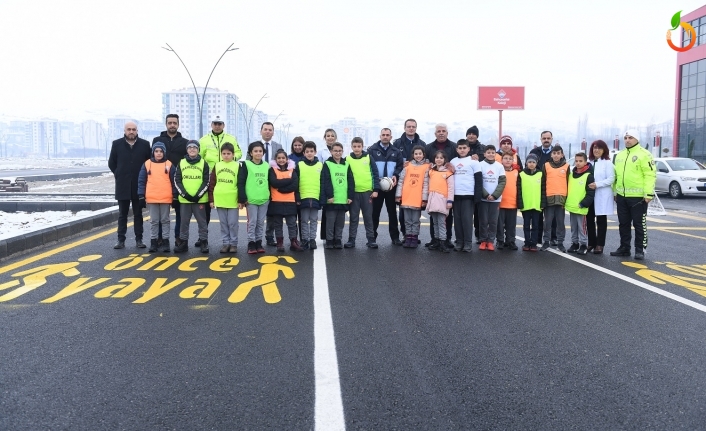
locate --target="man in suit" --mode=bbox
[251,122,283,246]
[108,121,151,249]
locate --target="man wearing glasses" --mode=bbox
[610,130,656,260]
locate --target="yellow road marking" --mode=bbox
[654,229,706,241]
[645,217,675,224]
[665,212,706,222]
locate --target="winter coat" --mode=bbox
[267,164,299,216]
[468,140,485,159]
[368,141,404,180]
[529,145,554,169]
[137,144,176,202]
[425,165,455,216]
[425,140,458,166]
[108,136,151,200]
[393,132,427,162]
[591,158,616,216]
[152,131,188,167]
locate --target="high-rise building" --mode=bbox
[107,116,137,143]
[26,118,60,158]
[162,87,237,141]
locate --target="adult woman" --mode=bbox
[289,136,305,163]
[586,140,615,254]
[318,129,338,239]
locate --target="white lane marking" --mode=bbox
[516,235,706,314]
[313,239,346,430]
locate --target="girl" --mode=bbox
[268,149,303,252]
[587,140,616,254]
[425,151,455,253]
[237,142,270,254]
[395,145,429,248]
[208,143,239,253]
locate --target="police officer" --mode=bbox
[610,130,656,260]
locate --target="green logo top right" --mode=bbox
[668,10,696,52]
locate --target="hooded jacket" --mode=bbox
[425,140,458,165]
[320,156,355,210]
[137,142,176,203]
[295,156,323,209]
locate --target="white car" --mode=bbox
[654,157,706,198]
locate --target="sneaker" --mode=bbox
[550,240,558,247]
[256,240,265,253]
[529,245,538,252]
[113,240,125,249]
[522,245,530,251]
[440,242,451,253]
[479,241,487,250]
[174,240,188,253]
[392,238,403,246]
[309,239,318,250]
[220,245,230,253]
[148,239,158,253]
[445,240,454,249]
[540,242,550,251]
[136,239,146,249]
[428,239,440,250]
[301,240,310,251]
[366,237,378,249]
[266,236,277,246]
[425,240,435,247]
[344,238,356,248]
[229,245,237,253]
[454,243,463,251]
[634,250,645,260]
[507,242,518,251]
[486,242,495,251]
[325,240,334,249]
[610,248,631,256]
[496,241,504,250]
[247,241,258,254]
[557,244,566,253]
[333,239,343,249]
[578,244,588,255]
[160,239,171,253]
[567,243,580,253]
[194,239,201,247]
[462,244,473,252]
[199,239,209,254]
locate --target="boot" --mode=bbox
[440,240,451,253]
[333,239,343,249]
[148,239,158,253]
[411,235,420,249]
[256,240,265,253]
[174,239,188,253]
[276,237,285,252]
[266,236,277,246]
[344,238,356,248]
[366,237,378,249]
[402,234,412,248]
[428,239,440,250]
[309,239,318,250]
[325,240,334,249]
[247,241,258,254]
[290,237,304,252]
[220,244,230,253]
[199,239,209,253]
[160,239,170,253]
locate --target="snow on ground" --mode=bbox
[0,209,113,240]
[0,158,107,170]
[28,173,115,193]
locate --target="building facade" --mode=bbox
[674,5,706,159]
[161,87,237,141]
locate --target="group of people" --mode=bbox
[108,116,656,259]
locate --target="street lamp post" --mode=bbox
[162,43,239,138]
[229,93,269,146]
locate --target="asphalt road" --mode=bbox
[0,166,111,178]
[1,207,706,430]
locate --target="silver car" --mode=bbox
[654,157,706,198]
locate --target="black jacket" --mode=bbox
[320,157,355,211]
[425,140,458,165]
[393,133,427,162]
[108,136,151,200]
[367,141,404,180]
[516,168,547,210]
[468,140,485,159]
[173,154,210,202]
[529,146,554,171]
[267,165,299,216]
[153,131,188,167]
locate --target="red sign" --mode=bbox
[478,86,525,110]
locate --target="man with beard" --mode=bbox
[393,118,426,240]
[530,131,558,246]
[425,123,457,249]
[369,128,404,245]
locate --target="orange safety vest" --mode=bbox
[499,169,518,209]
[145,160,173,204]
[401,163,430,207]
[270,168,296,203]
[544,162,568,197]
[428,169,451,198]
[496,152,519,164]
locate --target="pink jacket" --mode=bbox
[425,166,455,216]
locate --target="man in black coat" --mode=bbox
[108,121,151,249]
[529,130,557,245]
[425,123,457,249]
[153,114,188,244]
[466,125,485,160]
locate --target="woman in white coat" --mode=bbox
[586,140,616,254]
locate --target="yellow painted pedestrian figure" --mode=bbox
[623,261,706,298]
[228,256,298,304]
[0,255,102,302]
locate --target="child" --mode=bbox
[238,141,271,254]
[268,149,303,252]
[347,137,380,248]
[450,139,482,252]
[478,145,506,251]
[565,152,595,255]
[395,145,430,248]
[497,152,519,250]
[540,145,570,252]
[321,142,355,249]
[208,143,239,253]
[425,151,455,253]
[137,142,175,253]
[295,141,322,251]
[173,140,211,253]
[517,153,545,251]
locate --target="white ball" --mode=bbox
[379,177,393,191]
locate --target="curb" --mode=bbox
[1,170,111,182]
[0,205,133,261]
[0,201,117,212]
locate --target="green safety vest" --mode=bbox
[179,158,208,204]
[199,132,241,171]
[519,171,542,211]
[244,160,270,205]
[613,144,656,198]
[298,160,322,199]
[565,172,590,215]
[212,161,239,208]
[348,154,373,192]
[326,160,349,204]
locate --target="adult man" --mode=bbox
[198,115,241,246]
[610,130,656,260]
[369,128,404,245]
[425,123,457,248]
[530,131,558,246]
[250,122,283,246]
[153,114,188,245]
[393,118,426,238]
[108,122,151,249]
[466,126,485,160]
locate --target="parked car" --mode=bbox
[654,157,706,198]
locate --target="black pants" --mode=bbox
[157,200,181,239]
[430,209,453,241]
[399,206,406,235]
[522,209,541,246]
[537,210,557,244]
[117,194,143,242]
[372,189,400,240]
[616,195,648,251]
[473,205,480,240]
[586,204,607,247]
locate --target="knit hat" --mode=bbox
[466,125,479,137]
[499,135,513,146]
[624,129,640,143]
[151,141,167,157]
[526,153,538,164]
[186,140,200,150]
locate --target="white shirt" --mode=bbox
[451,156,481,195]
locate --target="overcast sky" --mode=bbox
[0,0,702,138]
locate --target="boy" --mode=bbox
[208,143,240,253]
[346,137,380,248]
[516,153,545,251]
[137,142,175,253]
[320,142,355,249]
[497,152,519,250]
[565,152,595,255]
[450,139,482,252]
[173,140,211,253]
[540,145,570,252]
[295,141,323,250]
[478,145,506,251]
